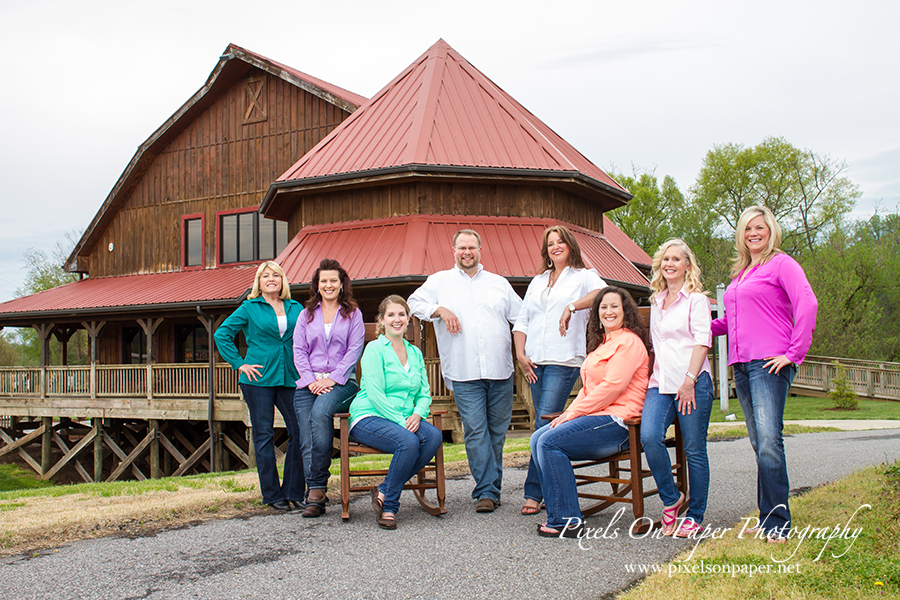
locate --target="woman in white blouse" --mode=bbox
[514,225,605,516]
[640,238,714,537]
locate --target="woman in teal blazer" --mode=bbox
[349,295,443,530]
[214,261,304,511]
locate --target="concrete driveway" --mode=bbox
[2,427,898,600]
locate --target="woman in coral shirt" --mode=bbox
[530,286,650,538]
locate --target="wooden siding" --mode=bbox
[287,181,605,233]
[86,71,352,277]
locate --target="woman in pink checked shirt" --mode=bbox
[711,205,818,543]
[640,239,713,539]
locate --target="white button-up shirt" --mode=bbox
[513,266,605,366]
[648,288,713,394]
[408,264,522,384]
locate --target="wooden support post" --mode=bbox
[34,323,54,399]
[150,419,160,479]
[213,421,224,472]
[137,318,163,400]
[247,426,256,469]
[41,416,52,475]
[93,417,103,482]
[83,321,106,400]
[52,326,78,366]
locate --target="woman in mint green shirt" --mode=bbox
[214,261,303,512]
[349,295,442,530]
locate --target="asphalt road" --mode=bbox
[2,428,898,600]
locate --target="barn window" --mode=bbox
[244,77,267,124]
[218,209,288,265]
[182,214,204,268]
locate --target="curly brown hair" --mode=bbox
[586,286,650,353]
[305,258,358,322]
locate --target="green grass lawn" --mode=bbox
[0,464,55,494]
[622,459,900,600]
[708,395,900,423]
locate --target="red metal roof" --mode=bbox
[276,39,627,193]
[278,215,648,288]
[0,265,259,321]
[602,216,653,266]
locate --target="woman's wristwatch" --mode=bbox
[568,303,576,313]
[685,372,698,383]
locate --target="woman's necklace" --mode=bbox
[547,268,560,289]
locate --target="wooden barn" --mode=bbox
[0,40,650,483]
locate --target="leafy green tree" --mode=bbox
[804,211,900,361]
[608,167,733,288]
[691,136,860,259]
[14,236,88,366]
[0,331,27,366]
[607,167,686,254]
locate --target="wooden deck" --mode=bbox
[0,359,534,482]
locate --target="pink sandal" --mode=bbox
[661,492,685,536]
[674,519,703,538]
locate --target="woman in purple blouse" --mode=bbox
[711,206,818,543]
[293,258,365,518]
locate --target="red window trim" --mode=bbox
[215,206,260,267]
[181,213,205,270]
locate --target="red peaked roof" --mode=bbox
[277,215,648,289]
[0,265,259,324]
[273,40,628,194]
[602,216,653,266]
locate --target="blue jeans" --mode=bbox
[240,384,304,505]
[531,415,630,528]
[734,359,797,535]
[349,416,443,514]
[641,373,714,523]
[294,379,359,495]
[451,376,514,502]
[523,364,581,503]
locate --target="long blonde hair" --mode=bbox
[248,261,291,300]
[649,239,705,304]
[730,205,783,277]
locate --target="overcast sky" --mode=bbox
[1,0,898,303]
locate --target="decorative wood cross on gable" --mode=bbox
[243,77,267,124]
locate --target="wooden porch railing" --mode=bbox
[793,355,900,400]
[0,364,243,402]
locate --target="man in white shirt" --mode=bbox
[408,229,523,512]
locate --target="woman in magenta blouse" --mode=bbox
[711,206,818,543]
[293,258,365,518]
